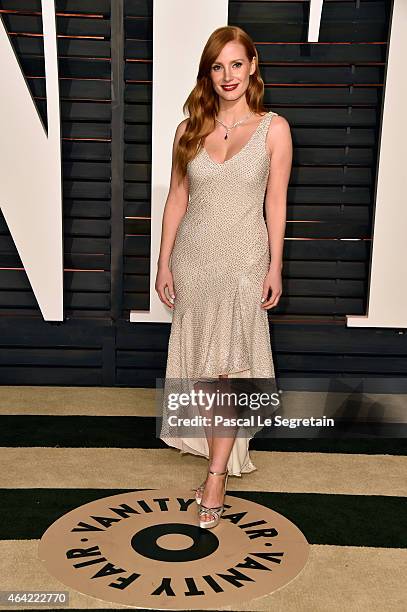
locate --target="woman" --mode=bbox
[155,26,292,529]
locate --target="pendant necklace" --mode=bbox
[215,111,253,140]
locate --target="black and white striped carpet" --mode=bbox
[0,385,406,611]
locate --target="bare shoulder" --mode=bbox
[267,113,292,155]
[270,113,290,131]
[174,117,189,141]
[171,117,190,157]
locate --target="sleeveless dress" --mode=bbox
[159,111,279,477]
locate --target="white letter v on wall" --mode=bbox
[0,0,63,321]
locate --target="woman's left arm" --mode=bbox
[261,115,293,310]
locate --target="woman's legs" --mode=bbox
[194,374,236,463]
[209,373,237,469]
[200,373,238,522]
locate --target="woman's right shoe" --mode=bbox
[198,469,229,529]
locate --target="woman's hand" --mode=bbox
[155,264,176,309]
[261,267,282,310]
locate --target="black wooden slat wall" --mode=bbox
[1,0,406,389]
[123,0,152,312]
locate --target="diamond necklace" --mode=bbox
[215,111,253,140]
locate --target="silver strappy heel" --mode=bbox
[198,469,229,529]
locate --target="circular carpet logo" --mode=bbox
[39,489,309,609]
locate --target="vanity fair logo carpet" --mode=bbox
[39,489,310,609]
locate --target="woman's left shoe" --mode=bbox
[198,469,229,529]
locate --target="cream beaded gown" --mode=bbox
[159,110,279,476]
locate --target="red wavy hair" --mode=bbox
[174,25,268,182]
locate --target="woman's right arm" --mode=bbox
[155,118,189,309]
